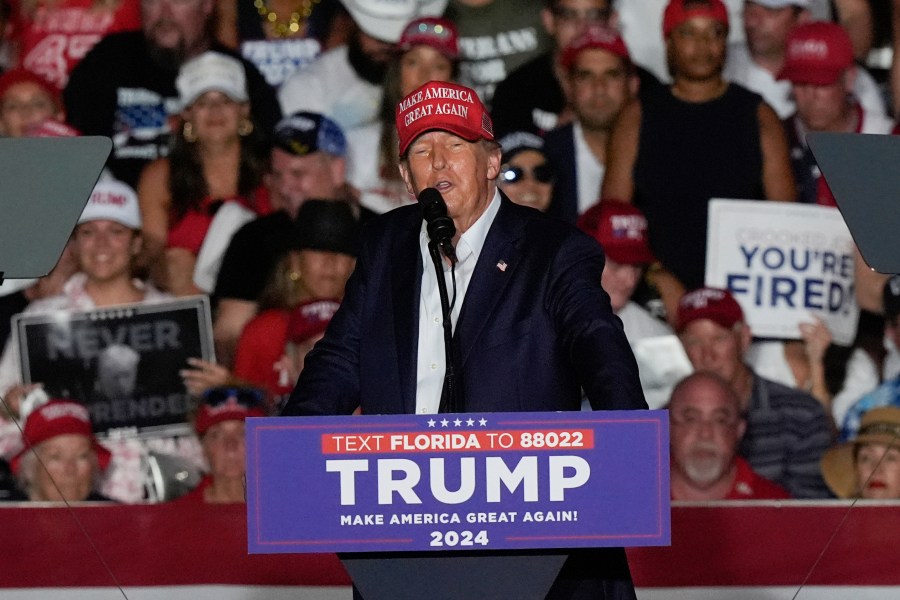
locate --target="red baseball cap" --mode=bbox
[0,68,62,107]
[11,400,111,474]
[561,24,631,70]
[676,287,745,332]
[288,299,341,344]
[778,22,854,85]
[398,17,459,61]
[578,200,654,265]
[662,0,730,38]
[396,80,494,156]
[194,388,267,436]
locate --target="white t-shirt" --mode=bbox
[573,121,606,216]
[278,45,383,132]
[344,122,415,215]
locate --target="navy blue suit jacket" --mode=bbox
[283,194,645,416]
[283,194,645,599]
[543,123,579,225]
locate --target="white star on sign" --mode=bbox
[427,419,436,427]
[466,418,475,426]
[479,418,488,426]
[453,418,462,426]
[440,419,449,427]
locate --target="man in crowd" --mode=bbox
[670,371,791,500]
[676,287,833,498]
[444,0,551,105]
[284,79,646,597]
[840,276,900,440]
[543,24,639,222]
[724,1,885,119]
[212,111,352,367]
[63,0,281,187]
[490,0,616,137]
[779,21,894,206]
[602,0,796,319]
[278,0,442,131]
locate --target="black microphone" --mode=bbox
[417,187,458,265]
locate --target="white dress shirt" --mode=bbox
[415,190,501,414]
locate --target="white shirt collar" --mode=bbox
[419,188,501,269]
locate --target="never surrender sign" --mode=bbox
[15,297,214,437]
[247,410,670,553]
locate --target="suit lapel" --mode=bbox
[455,195,526,367]
[391,212,423,413]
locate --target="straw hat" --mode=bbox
[821,406,900,498]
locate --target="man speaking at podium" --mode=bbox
[283,80,646,599]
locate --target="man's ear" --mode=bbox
[540,6,556,36]
[398,160,417,196]
[485,144,502,181]
[737,323,752,354]
[330,156,347,188]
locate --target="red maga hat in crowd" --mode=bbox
[398,17,459,61]
[194,388,267,436]
[288,299,341,344]
[561,24,631,70]
[675,287,745,332]
[662,0,730,38]
[11,400,111,474]
[578,200,655,266]
[778,21,855,86]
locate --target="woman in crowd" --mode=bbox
[0,68,64,137]
[184,200,358,402]
[0,179,202,503]
[175,387,265,504]
[11,399,113,502]
[822,406,900,499]
[496,131,555,213]
[213,0,349,87]
[345,16,458,213]
[138,51,269,296]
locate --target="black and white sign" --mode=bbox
[14,297,214,437]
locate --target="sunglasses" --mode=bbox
[500,163,554,184]
[202,386,266,409]
[404,21,453,39]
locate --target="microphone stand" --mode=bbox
[427,240,460,413]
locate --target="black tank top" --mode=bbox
[633,83,764,290]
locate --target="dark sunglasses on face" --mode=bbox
[202,386,266,409]
[500,163,554,184]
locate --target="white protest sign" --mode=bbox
[705,199,858,346]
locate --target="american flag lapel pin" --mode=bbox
[496,260,508,272]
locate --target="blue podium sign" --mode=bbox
[247,410,670,554]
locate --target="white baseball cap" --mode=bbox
[176,51,248,108]
[341,0,448,43]
[78,179,142,229]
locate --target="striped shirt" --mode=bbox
[740,373,833,499]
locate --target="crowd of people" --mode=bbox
[0,0,898,508]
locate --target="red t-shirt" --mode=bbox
[725,457,792,500]
[166,186,272,254]
[13,0,141,89]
